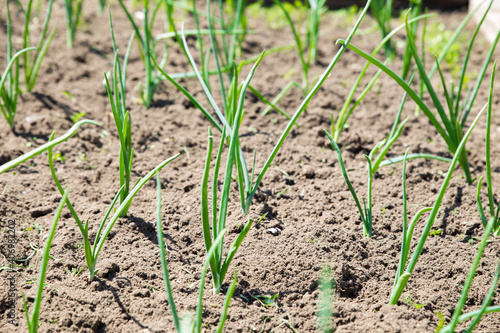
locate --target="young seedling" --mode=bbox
[152,34,266,214]
[187,0,296,123]
[390,150,432,301]
[47,132,179,280]
[0,4,35,129]
[23,188,69,333]
[334,2,484,142]
[201,127,252,294]
[370,0,394,59]
[400,0,423,81]
[272,0,327,96]
[389,103,486,304]
[476,61,500,236]
[156,174,237,332]
[326,89,449,238]
[19,0,56,91]
[153,0,373,214]
[104,11,135,217]
[118,0,168,107]
[325,131,372,237]
[64,0,84,48]
[332,13,433,142]
[337,2,500,184]
[205,0,249,89]
[0,120,100,174]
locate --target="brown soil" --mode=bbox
[1,1,499,332]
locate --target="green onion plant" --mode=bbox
[118,0,168,107]
[0,120,99,174]
[20,0,57,91]
[64,0,84,48]
[1,4,35,129]
[156,174,237,332]
[195,0,250,115]
[331,13,433,142]
[201,127,253,294]
[326,88,450,237]
[324,132,373,238]
[47,135,179,280]
[369,0,394,59]
[389,103,486,304]
[400,0,423,81]
[23,188,69,333]
[337,3,500,184]
[390,150,432,303]
[192,0,294,120]
[272,0,327,96]
[333,2,483,142]
[179,0,272,119]
[206,0,249,81]
[104,12,135,217]
[476,61,500,236]
[166,1,292,119]
[414,0,490,114]
[153,0,372,214]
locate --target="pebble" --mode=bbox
[30,206,52,218]
[303,166,315,179]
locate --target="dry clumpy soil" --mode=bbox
[1,2,500,332]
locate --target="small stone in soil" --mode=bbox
[303,166,315,179]
[30,206,52,218]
